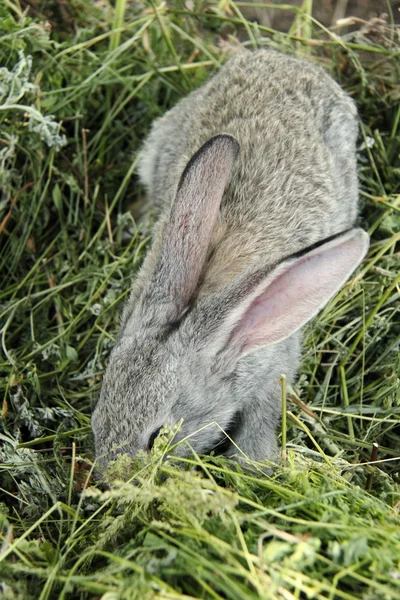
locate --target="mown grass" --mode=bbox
[0,1,399,598]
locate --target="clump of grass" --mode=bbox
[0,1,399,599]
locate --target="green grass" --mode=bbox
[0,1,399,598]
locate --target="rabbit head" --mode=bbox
[92,135,369,470]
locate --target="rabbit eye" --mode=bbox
[148,427,162,452]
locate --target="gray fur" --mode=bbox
[92,49,369,470]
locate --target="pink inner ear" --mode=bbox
[231,235,367,352]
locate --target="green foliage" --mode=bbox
[0,1,399,598]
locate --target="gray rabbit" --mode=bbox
[92,49,369,470]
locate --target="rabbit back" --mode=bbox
[138,48,359,293]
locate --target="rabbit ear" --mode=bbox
[146,134,239,320]
[197,228,369,367]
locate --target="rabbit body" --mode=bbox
[92,50,367,469]
[138,49,359,292]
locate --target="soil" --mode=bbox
[239,0,399,28]
[20,1,400,33]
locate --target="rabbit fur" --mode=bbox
[92,49,369,469]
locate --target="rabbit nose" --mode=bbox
[147,426,163,452]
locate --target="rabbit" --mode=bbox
[91,49,369,471]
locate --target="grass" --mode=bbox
[0,1,399,598]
